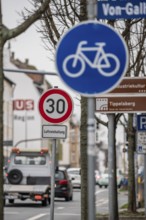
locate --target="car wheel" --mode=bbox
[3,199,6,206]
[48,197,51,204]
[70,194,73,201]
[9,199,14,204]
[42,198,48,206]
[99,185,102,188]
[8,169,23,184]
[21,198,27,201]
[65,196,70,201]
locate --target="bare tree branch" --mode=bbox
[3,0,50,42]
[95,114,108,127]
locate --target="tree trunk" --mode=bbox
[79,1,88,220]
[80,97,88,220]
[0,1,4,218]
[128,113,136,212]
[108,114,119,220]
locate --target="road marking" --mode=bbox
[57,207,64,210]
[26,212,80,220]
[95,189,107,195]
[96,199,108,207]
[55,213,80,216]
[26,213,47,220]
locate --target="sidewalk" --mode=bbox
[96,207,145,220]
[96,217,145,220]
[96,189,145,220]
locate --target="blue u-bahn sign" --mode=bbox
[97,0,146,20]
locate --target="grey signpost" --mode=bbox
[87,1,97,219]
[108,113,119,220]
[38,88,73,220]
[87,99,96,220]
[55,1,128,219]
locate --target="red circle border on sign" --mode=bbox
[39,88,73,124]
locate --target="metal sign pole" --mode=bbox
[87,98,96,220]
[87,1,97,220]
[38,88,73,220]
[107,114,119,220]
[50,139,56,220]
[144,154,146,216]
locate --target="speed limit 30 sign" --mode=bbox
[39,88,73,124]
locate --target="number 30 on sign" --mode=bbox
[38,88,73,124]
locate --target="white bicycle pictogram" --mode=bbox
[63,41,120,78]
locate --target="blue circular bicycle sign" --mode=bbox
[56,21,129,96]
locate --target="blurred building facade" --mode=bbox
[69,114,80,167]
[3,48,52,161]
[3,47,81,168]
[4,47,138,173]
[3,76,15,161]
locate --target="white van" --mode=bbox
[4,147,51,206]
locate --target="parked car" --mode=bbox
[95,170,101,185]
[67,168,81,188]
[55,167,73,201]
[98,173,109,188]
[98,169,124,188]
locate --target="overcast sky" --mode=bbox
[2,0,81,118]
[2,0,56,71]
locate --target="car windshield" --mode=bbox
[67,169,80,175]
[104,169,123,176]
[102,174,108,178]
[55,171,65,180]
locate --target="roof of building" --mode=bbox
[10,51,44,85]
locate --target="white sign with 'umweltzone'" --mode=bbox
[42,125,67,139]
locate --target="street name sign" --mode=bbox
[137,114,146,154]
[42,125,67,139]
[39,88,73,124]
[108,77,146,96]
[96,96,146,113]
[97,0,146,20]
[56,21,129,96]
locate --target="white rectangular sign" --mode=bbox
[42,125,67,139]
[137,132,146,154]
